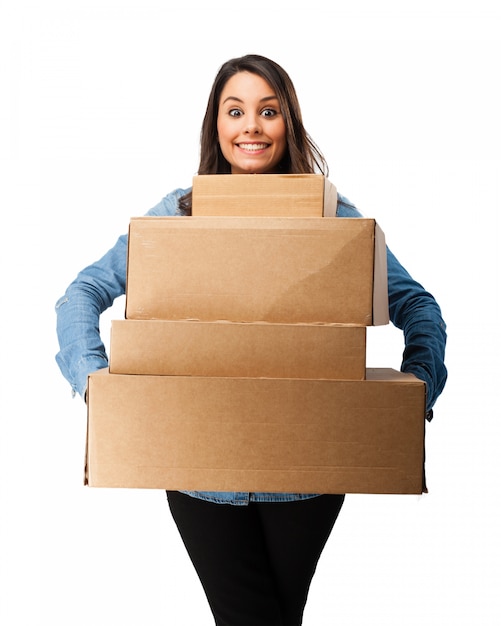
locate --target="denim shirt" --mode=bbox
[55,187,447,506]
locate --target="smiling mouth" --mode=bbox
[237,143,269,151]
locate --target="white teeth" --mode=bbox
[238,143,268,151]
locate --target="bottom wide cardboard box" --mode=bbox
[85,368,427,495]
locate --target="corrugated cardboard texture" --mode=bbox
[125,217,388,325]
[85,368,426,494]
[191,174,337,217]
[109,320,366,379]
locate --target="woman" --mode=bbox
[55,54,447,625]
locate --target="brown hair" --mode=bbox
[179,54,328,215]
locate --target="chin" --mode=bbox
[235,164,275,175]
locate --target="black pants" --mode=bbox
[167,491,345,626]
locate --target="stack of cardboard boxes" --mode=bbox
[85,175,427,494]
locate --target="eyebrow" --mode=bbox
[221,95,279,105]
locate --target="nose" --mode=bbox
[244,114,262,134]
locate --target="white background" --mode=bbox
[2,0,500,624]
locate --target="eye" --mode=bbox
[228,108,243,117]
[261,108,278,118]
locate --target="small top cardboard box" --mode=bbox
[125,216,389,326]
[192,174,338,217]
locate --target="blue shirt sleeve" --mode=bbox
[386,246,447,416]
[337,193,447,417]
[54,188,189,398]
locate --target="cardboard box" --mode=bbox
[125,217,389,326]
[191,174,338,217]
[109,319,366,380]
[85,368,426,494]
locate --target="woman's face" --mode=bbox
[217,71,287,174]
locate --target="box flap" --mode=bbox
[373,222,390,325]
[84,368,109,486]
[323,177,337,217]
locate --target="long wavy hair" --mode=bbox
[178,54,328,215]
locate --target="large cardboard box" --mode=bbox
[85,368,426,494]
[109,319,366,380]
[125,217,389,326]
[191,174,338,217]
